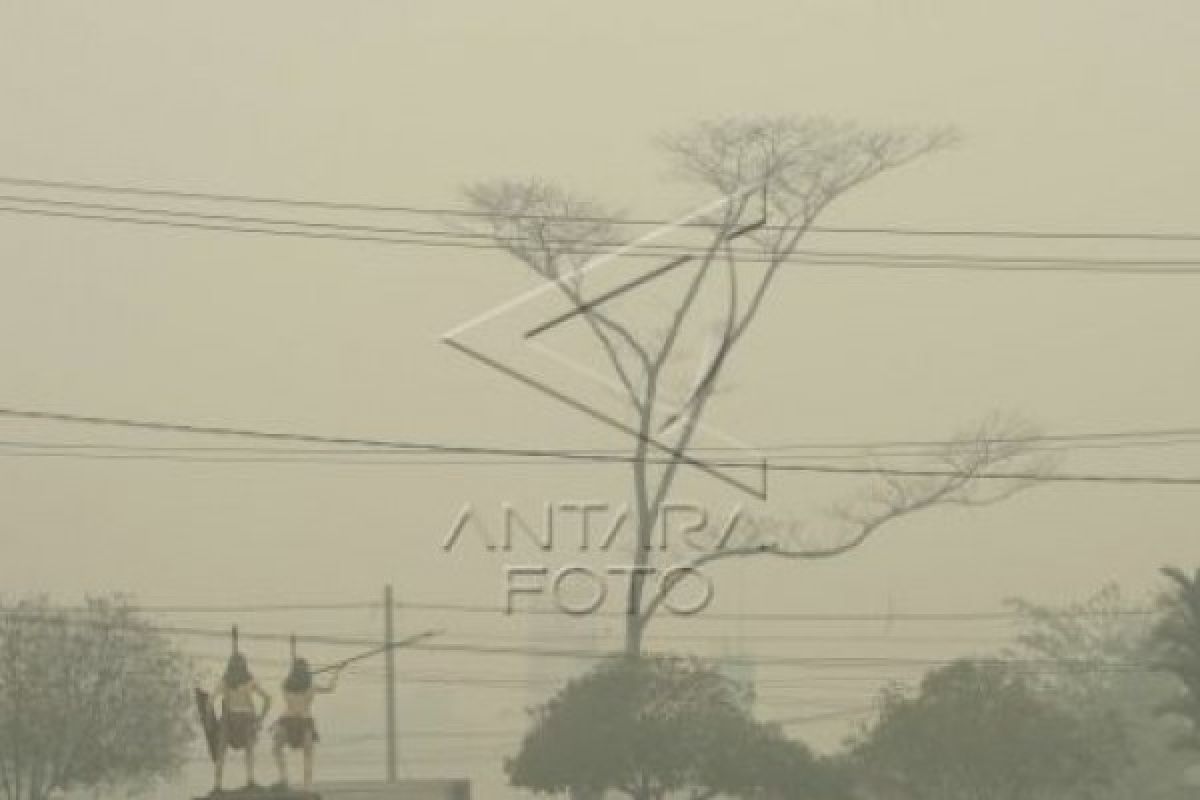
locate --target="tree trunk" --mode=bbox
[623,409,656,659]
[622,488,655,658]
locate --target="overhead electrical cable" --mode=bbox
[0,612,1157,673]
[5,407,1200,485]
[2,192,1200,271]
[1,174,1199,241]
[3,202,1199,275]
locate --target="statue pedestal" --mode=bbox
[194,788,321,800]
[195,779,471,800]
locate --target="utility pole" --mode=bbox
[384,584,397,784]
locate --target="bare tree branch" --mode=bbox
[459,180,653,411]
[641,416,1055,622]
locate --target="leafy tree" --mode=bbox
[0,597,194,800]
[1008,584,1192,799]
[507,655,844,800]
[851,659,1123,800]
[1155,566,1200,751]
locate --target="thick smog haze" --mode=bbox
[1,2,1198,798]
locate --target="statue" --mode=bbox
[209,648,272,794]
[271,656,345,791]
[195,627,272,796]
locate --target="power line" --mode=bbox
[11,442,1200,483]
[321,711,867,741]
[410,640,1136,671]
[0,612,1158,672]
[4,594,1152,623]
[112,601,380,613]
[0,406,620,461]
[0,203,503,251]
[2,174,1198,242]
[396,600,1155,623]
[0,175,494,216]
[766,462,1200,485]
[185,651,896,693]
[8,426,1200,459]
[5,436,1200,468]
[362,629,1014,645]
[3,192,1200,273]
[7,445,1200,485]
[9,410,1200,457]
[4,202,1200,276]
[6,406,1200,485]
[0,594,1152,623]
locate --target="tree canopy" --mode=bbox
[0,596,194,800]
[507,655,845,800]
[1155,566,1200,751]
[1009,584,1191,799]
[851,659,1124,800]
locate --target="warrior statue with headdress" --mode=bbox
[207,646,272,794]
[270,656,344,790]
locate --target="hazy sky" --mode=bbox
[1,1,1198,794]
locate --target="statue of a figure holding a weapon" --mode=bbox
[270,648,345,791]
[201,627,272,795]
[194,626,440,798]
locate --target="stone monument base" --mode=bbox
[194,787,320,800]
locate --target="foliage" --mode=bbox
[1155,566,1200,751]
[851,659,1124,800]
[1008,584,1192,799]
[507,655,844,800]
[0,596,194,800]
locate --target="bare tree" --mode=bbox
[461,116,1047,656]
